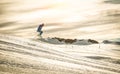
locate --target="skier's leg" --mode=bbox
[39,31,43,39]
[40,31,43,36]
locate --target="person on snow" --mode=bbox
[37,23,44,36]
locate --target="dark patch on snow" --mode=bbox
[40,37,99,45]
[103,40,120,45]
[88,39,99,44]
[52,37,77,44]
[104,0,120,4]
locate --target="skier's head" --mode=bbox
[41,23,44,26]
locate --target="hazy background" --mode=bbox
[0,0,120,41]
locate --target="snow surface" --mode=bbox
[0,34,120,74]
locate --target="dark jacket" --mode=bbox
[37,25,43,32]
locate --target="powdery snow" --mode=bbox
[0,34,120,74]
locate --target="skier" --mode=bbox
[37,23,44,36]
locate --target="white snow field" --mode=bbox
[0,34,120,74]
[0,0,120,74]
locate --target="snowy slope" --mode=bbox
[0,34,120,74]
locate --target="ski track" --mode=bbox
[0,34,120,74]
